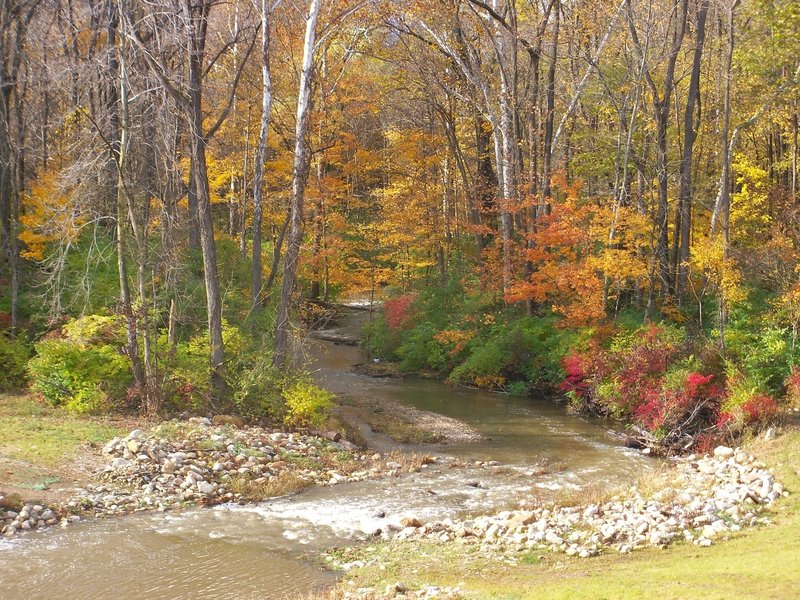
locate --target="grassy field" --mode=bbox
[335,428,800,599]
[0,393,131,495]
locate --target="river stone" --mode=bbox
[400,517,422,528]
[714,446,734,459]
[545,531,564,545]
[507,512,536,529]
[111,458,131,468]
[197,481,215,495]
[103,438,121,454]
[212,414,244,428]
[41,509,56,521]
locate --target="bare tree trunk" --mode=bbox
[273,0,322,370]
[109,2,145,396]
[711,0,740,349]
[627,0,688,303]
[185,0,226,399]
[494,1,517,295]
[675,0,708,306]
[539,0,560,218]
[187,167,201,253]
[251,0,276,308]
[475,114,497,250]
[264,211,289,292]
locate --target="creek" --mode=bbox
[0,306,651,599]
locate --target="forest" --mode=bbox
[3,1,800,597]
[1,0,800,451]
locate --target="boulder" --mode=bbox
[400,516,422,528]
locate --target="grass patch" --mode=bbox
[280,450,325,471]
[325,413,368,449]
[366,411,445,444]
[0,393,127,467]
[229,471,312,500]
[519,552,541,565]
[329,427,800,599]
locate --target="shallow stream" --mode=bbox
[0,307,651,599]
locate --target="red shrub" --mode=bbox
[633,372,722,436]
[715,411,734,428]
[560,351,591,400]
[742,394,778,424]
[633,387,668,430]
[384,294,416,331]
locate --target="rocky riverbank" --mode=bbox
[324,445,786,584]
[1,417,435,539]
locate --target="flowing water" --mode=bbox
[0,307,651,600]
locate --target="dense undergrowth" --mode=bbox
[0,232,333,428]
[363,266,797,454]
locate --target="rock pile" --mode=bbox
[387,446,787,558]
[3,417,426,539]
[0,499,80,538]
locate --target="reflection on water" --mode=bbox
[0,308,651,600]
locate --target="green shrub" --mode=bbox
[448,338,509,388]
[62,314,126,346]
[28,338,132,413]
[362,314,401,360]
[165,319,249,411]
[738,327,796,394]
[231,351,285,421]
[282,381,333,428]
[396,321,448,372]
[0,334,31,390]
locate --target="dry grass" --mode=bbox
[228,471,312,500]
[325,413,368,449]
[552,464,675,508]
[365,411,445,444]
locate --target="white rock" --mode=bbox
[714,446,734,459]
[197,481,215,495]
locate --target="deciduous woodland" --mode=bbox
[1,0,799,453]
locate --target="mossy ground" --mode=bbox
[331,428,800,599]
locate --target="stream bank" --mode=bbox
[0,306,660,599]
[314,428,799,600]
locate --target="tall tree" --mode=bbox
[123,0,256,401]
[274,0,323,369]
[674,0,708,305]
[251,0,280,307]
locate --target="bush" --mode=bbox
[396,321,448,372]
[28,338,132,413]
[0,334,31,390]
[719,366,779,431]
[282,381,333,428]
[230,351,285,421]
[164,320,248,411]
[449,338,509,389]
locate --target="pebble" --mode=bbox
[381,445,786,562]
[2,418,428,540]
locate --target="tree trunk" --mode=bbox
[251,0,275,308]
[185,0,226,399]
[273,0,322,370]
[675,0,708,305]
[539,1,559,218]
[109,2,145,396]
